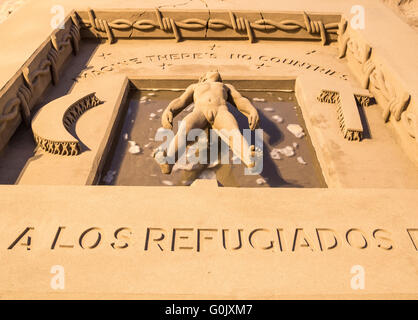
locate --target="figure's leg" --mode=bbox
[155,110,208,174]
[212,109,255,168]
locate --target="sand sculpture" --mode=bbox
[152,71,259,174]
[0,0,417,299]
[0,8,416,168]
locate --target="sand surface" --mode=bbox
[0,0,27,24]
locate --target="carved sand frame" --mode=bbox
[0,8,341,153]
[78,8,341,44]
[0,8,416,168]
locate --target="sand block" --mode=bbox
[0,185,417,299]
[18,75,129,185]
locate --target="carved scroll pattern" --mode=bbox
[83,8,339,44]
[337,18,412,129]
[0,98,20,135]
[337,19,374,89]
[403,113,417,139]
[0,14,80,136]
[34,93,102,156]
[337,19,349,59]
[369,67,411,123]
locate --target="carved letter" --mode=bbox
[51,226,74,249]
[316,228,339,251]
[345,228,368,249]
[8,227,34,250]
[407,229,418,251]
[171,228,194,251]
[372,229,393,250]
[78,227,102,249]
[292,228,315,251]
[249,229,274,250]
[111,227,132,249]
[197,228,217,252]
[222,229,243,251]
[144,227,166,251]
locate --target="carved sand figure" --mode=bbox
[153,71,260,174]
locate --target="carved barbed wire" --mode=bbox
[403,112,417,139]
[84,8,339,44]
[49,15,81,84]
[317,90,363,141]
[0,16,81,134]
[370,67,411,122]
[337,18,349,58]
[337,19,374,89]
[47,47,59,85]
[0,98,20,134]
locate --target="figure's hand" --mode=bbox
[248,110,259,130]
[162,109,173,129]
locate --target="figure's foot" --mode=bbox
[160,163,174,175]
[152,147,173,174]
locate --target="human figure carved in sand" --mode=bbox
[153,71,260,174]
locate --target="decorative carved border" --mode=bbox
[0,12,81,151]
[63,93,101,133]
[337,18,413,127]
[0,9,343,155]
[33,134,80,156]
[336,15,418,168]
[77,9,340,44]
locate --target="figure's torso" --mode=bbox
[193,82,228,108]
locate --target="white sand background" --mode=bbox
[0,0,27,23]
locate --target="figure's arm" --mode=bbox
[161,84,195,129]
[225,84,259,130]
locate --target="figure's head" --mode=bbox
[199,70,222,83]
